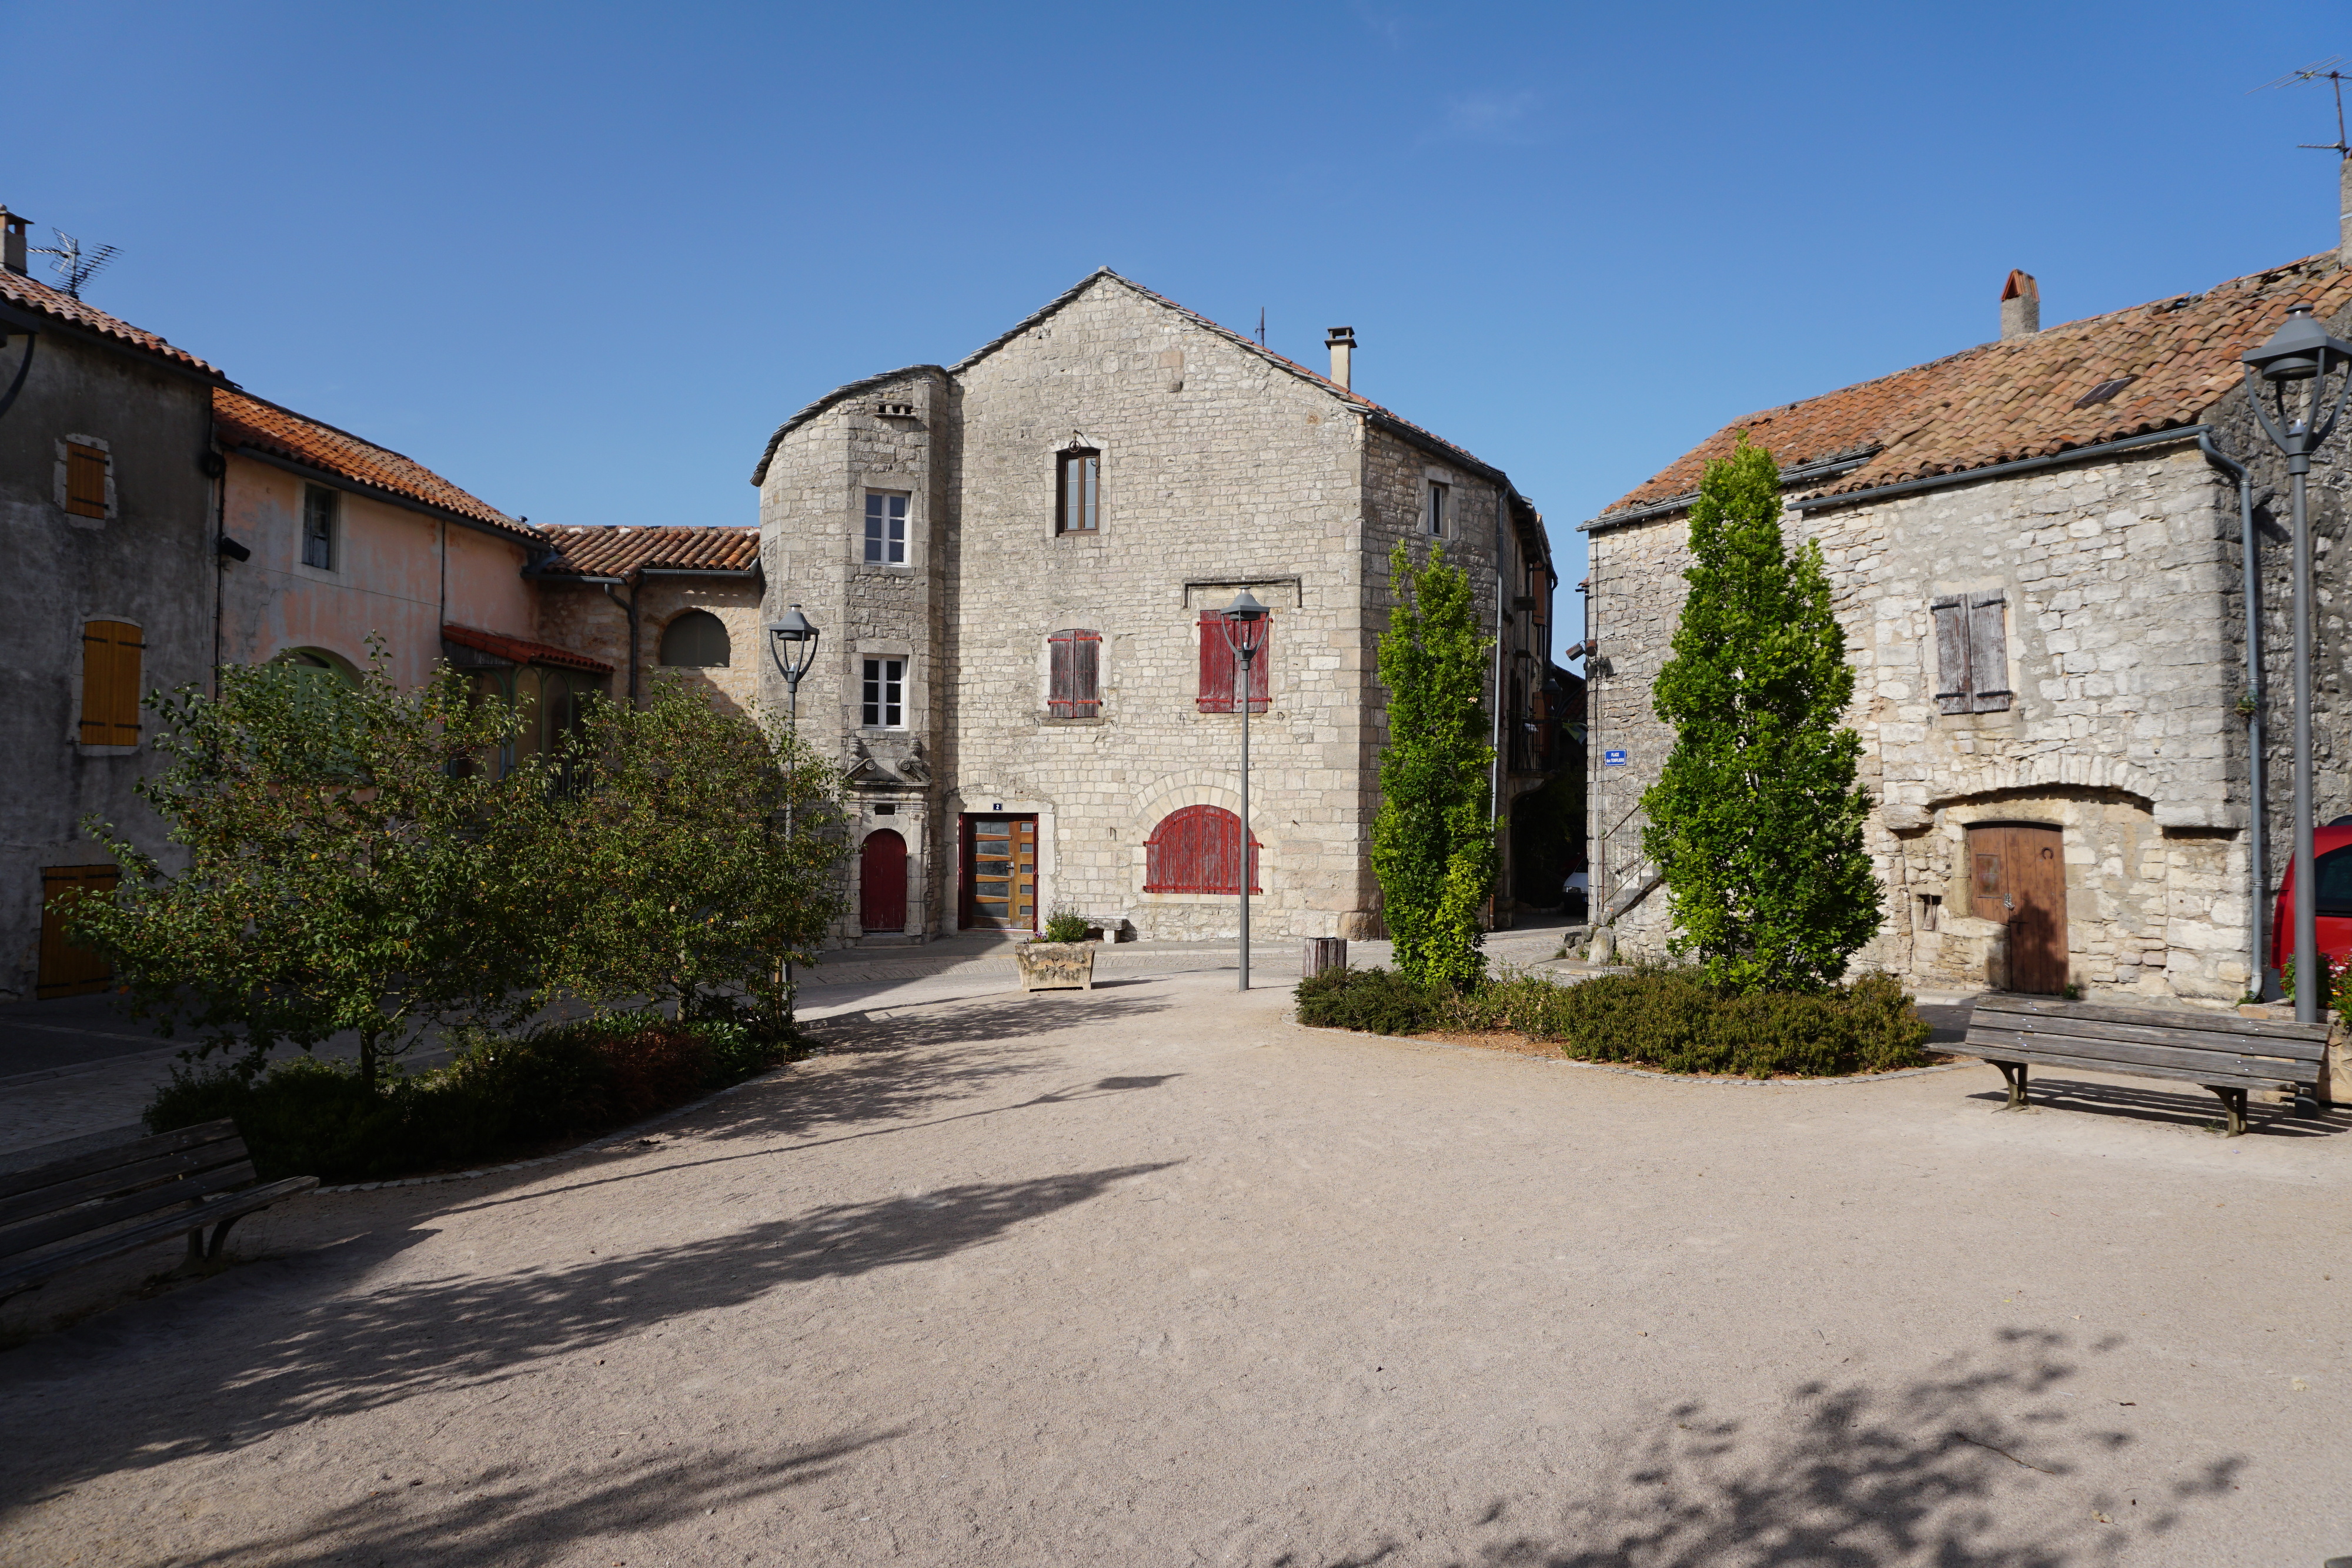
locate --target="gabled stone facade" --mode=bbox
[753,271,1555,944]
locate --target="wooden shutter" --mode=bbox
[1197,613,1235,712]
[1967,594,2011,711]
[1145,805,1261,893]
[79,620,143,744]
[1930,597,1972,715]
[37,865,121,998]
[65,443,108,518]
[1048,628,1099,717]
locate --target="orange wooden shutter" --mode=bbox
[65,443,108,518]
[79,621,143,744]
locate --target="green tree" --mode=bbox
[72,650,537,1089]
[1372,541,1498,989]
[1640,436,1880,992]
[530,678,850,1031]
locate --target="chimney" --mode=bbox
[1326,326,1355,390]
[1,206,27,276]
[2000,270,2040,340]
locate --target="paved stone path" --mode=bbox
[1,963,2345,1566]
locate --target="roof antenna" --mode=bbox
[1257,307,1266,348]
[2255,57,2351,157]
[30,229,118,299]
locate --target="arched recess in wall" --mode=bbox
[659,610,731,667]
[1144,805,1261,894]
[269,646,361,684]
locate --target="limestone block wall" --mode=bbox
[1586,443,2251,1003]
[534,574,763,714]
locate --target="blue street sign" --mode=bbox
[1603,750,1628,767]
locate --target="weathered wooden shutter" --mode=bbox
[1930,597,1972,715]
[1243,618,1270,713]
[1144,805,1260,893]
[65,443,108,519]
[1048,631,1074,714]
[1197,613,1235,712]
[1967,594,2010,711]
[1070,629,1099,716]
[79,621,142,744]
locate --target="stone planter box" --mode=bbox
[1016,941,1095,992]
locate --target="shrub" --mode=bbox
[1041,910,1092,944]
[1295,966,1441,1036]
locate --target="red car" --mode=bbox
[2266,823,2352,981]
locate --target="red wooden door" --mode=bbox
[1967,824,2067,994]
[860,829,908,932]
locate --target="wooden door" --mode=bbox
[37,865,119,999]
[1966,824,2067,994]
[860,829,908,932]
[962,815,1037,931]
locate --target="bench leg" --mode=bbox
[205,1213,246,1261]
[2205,1085,2247,1136]
[184,1228,206,1269]
[1994,1060,2029,1109]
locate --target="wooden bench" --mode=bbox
[1960,995,2330,1135]
[0,1120,318,1300]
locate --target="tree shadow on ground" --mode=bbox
[1959,1075,2352,1139]
[1282,1330,2242,1568]
[0,1159,1176,1505]
[168,1432,894,1568]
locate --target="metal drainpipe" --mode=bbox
[2201,432,2269,999]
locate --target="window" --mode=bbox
[65,442,108,519]
[863,491,908,564]
[862,657,906,728]
[1048,628,1101,717]
[1144,805,1261,894]
[78,620,143,745]
[1930,593,2012,714]
[1057,447,1100,533]
[1197,610,1271,713]
[302,484,339,570]
[1426,481,1448,537]
[659,610,731,667]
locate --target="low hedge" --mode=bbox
[144,1011,793,1184]
[1297,964,1932,1078]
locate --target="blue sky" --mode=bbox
[8,2,2347,629]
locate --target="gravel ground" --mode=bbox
[2,967,2346,1567]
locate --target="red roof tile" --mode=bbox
[441,623,611,674]
[536,524,761,579]
[215,387,534,541]
[0,269,226,378]
[1595,253,2352,522]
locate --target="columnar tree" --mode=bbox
[1372,541,1497,989]
[1640,437,1880,992]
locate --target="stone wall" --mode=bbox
[534,573,762,715]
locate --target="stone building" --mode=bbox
[1582,243,2352,1007]
[753,270,1557,944]
[532,525,763,715]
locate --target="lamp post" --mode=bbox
[766,605,821,1001]
[1218,590,1270,991]
[2241,305,2352,1022]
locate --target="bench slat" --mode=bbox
[1954,1043,2304,1092]
[0,1162,257,1263]
[1966,1007,2327,1062]
[1970,994,2333,1044]
[1962,1022,2322,1077]
[0,1175,318,1300]
[0,1139,257,1232]
[0,1121,243,1205]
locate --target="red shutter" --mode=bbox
[1197,613,1234,712]
[1071,630,1099,716]
[1244,617,1270,713]
[1048,631,1075,716]
[1144,805,1262,893]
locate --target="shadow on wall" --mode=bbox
[1264,1330,2241,1567]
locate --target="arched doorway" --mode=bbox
[861,829,908,932]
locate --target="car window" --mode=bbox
[2315,845,2352,917]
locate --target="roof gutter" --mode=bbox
[1579,447,1879,534]
[1791,425,2207,514]
[229,444,537,549]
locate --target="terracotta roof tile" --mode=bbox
[0,269,226,378]
[535,524,761,578]
[1595,253,2352,522]
[441,623,611,675]
[214,387,533,542]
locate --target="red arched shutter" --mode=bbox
[1144,805,1261,893]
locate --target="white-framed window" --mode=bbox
[864,491,908,564]
[1426,481,1448,537]
[302,484,339,570]
[861,657,906,728]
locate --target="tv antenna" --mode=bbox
[2256,57,2350,158]
[30,229,118,299]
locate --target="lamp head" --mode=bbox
[765,604,821,681]
[1221,589,1269,657]
[2244,304,2352,385]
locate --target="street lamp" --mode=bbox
[2241,303,2352,1022]
[766,605,822,1002]
[1218,590,1270,991]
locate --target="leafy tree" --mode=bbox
[1372,541,1497,989]
[530,678,849,1031]
[1641,436,1880,992]
[73,650,537,1089]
